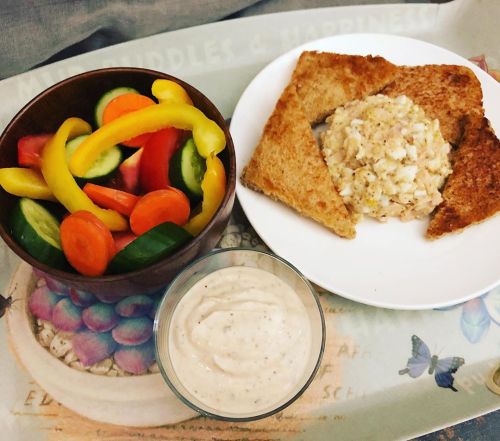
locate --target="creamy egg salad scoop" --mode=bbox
[321,94,452,222]
[154,249,325,421]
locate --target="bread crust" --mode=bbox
[426,116,500,239]
[292,51,398,124]
[241,83,356,239]
[383,64,483,146]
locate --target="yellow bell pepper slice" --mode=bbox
[151,79,193,105]
[41,117,128,231]
[69,103,225,177]
[0,167,56,201]
[184,154,226,236]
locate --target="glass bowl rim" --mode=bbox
[153,247,326,422]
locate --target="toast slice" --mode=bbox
[241,83,356,239]
[383,65,483,146]
[291,51,398,124]
[426,117,500,239]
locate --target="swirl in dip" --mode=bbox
[320,94,452,222]
[167,266,311,414]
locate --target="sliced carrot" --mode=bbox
[130,188,190,235]
[83,183,139,216]
[61,211,115,276]
[113,231,137,253]
[71,210,116,258]
[102,93,156,147]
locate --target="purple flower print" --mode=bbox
[440,286,500,344]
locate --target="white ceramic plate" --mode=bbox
[231,33,500,310]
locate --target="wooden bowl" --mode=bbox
[0,68,236,297]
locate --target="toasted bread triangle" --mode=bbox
[383,64,484,146]
[292,51,398,124]
[241,83,356,239]
[427,116,500,239]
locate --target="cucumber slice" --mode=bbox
[169,138,206,202]
[94,87,139,127]
[66,135,122,182]
[10,198,66,268]
[108,222,192,274]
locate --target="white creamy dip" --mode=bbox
[166,266,311,415]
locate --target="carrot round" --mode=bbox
[61,211,115,276]
[83,183,139,216]
[102,93,156,147]
[71,210,116,259]
[130,188,190,235]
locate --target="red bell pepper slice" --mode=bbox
[83,183,139,216]
[139,127,182,192]
[17,134,53,168]
[119,148,143,194]
[113,231,137,252]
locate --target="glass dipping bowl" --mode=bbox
[154,248,325,421]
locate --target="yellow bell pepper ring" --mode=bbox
[0,168,56,201]
[69,103,226,177]
[184,154,226,236]
[41,117,128,232]
[192,119,227,158]
[151,79,193,105]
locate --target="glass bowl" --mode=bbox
[154,248,325,421]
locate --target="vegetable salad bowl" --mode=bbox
[0,68,236,297]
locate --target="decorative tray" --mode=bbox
[1,1,498,439]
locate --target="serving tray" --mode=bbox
[1,1,498,439]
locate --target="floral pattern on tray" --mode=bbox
[437,288,500,344]
[30,275,161,376]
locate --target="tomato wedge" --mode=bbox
[17,134,53,168]
[60,211,116,276]
[102,93,156,147]
[140,127,183,192]
[130,188,190,235]
[83,183,139,216]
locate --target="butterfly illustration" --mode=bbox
[0,293,13,319]
[399,335,465,392]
